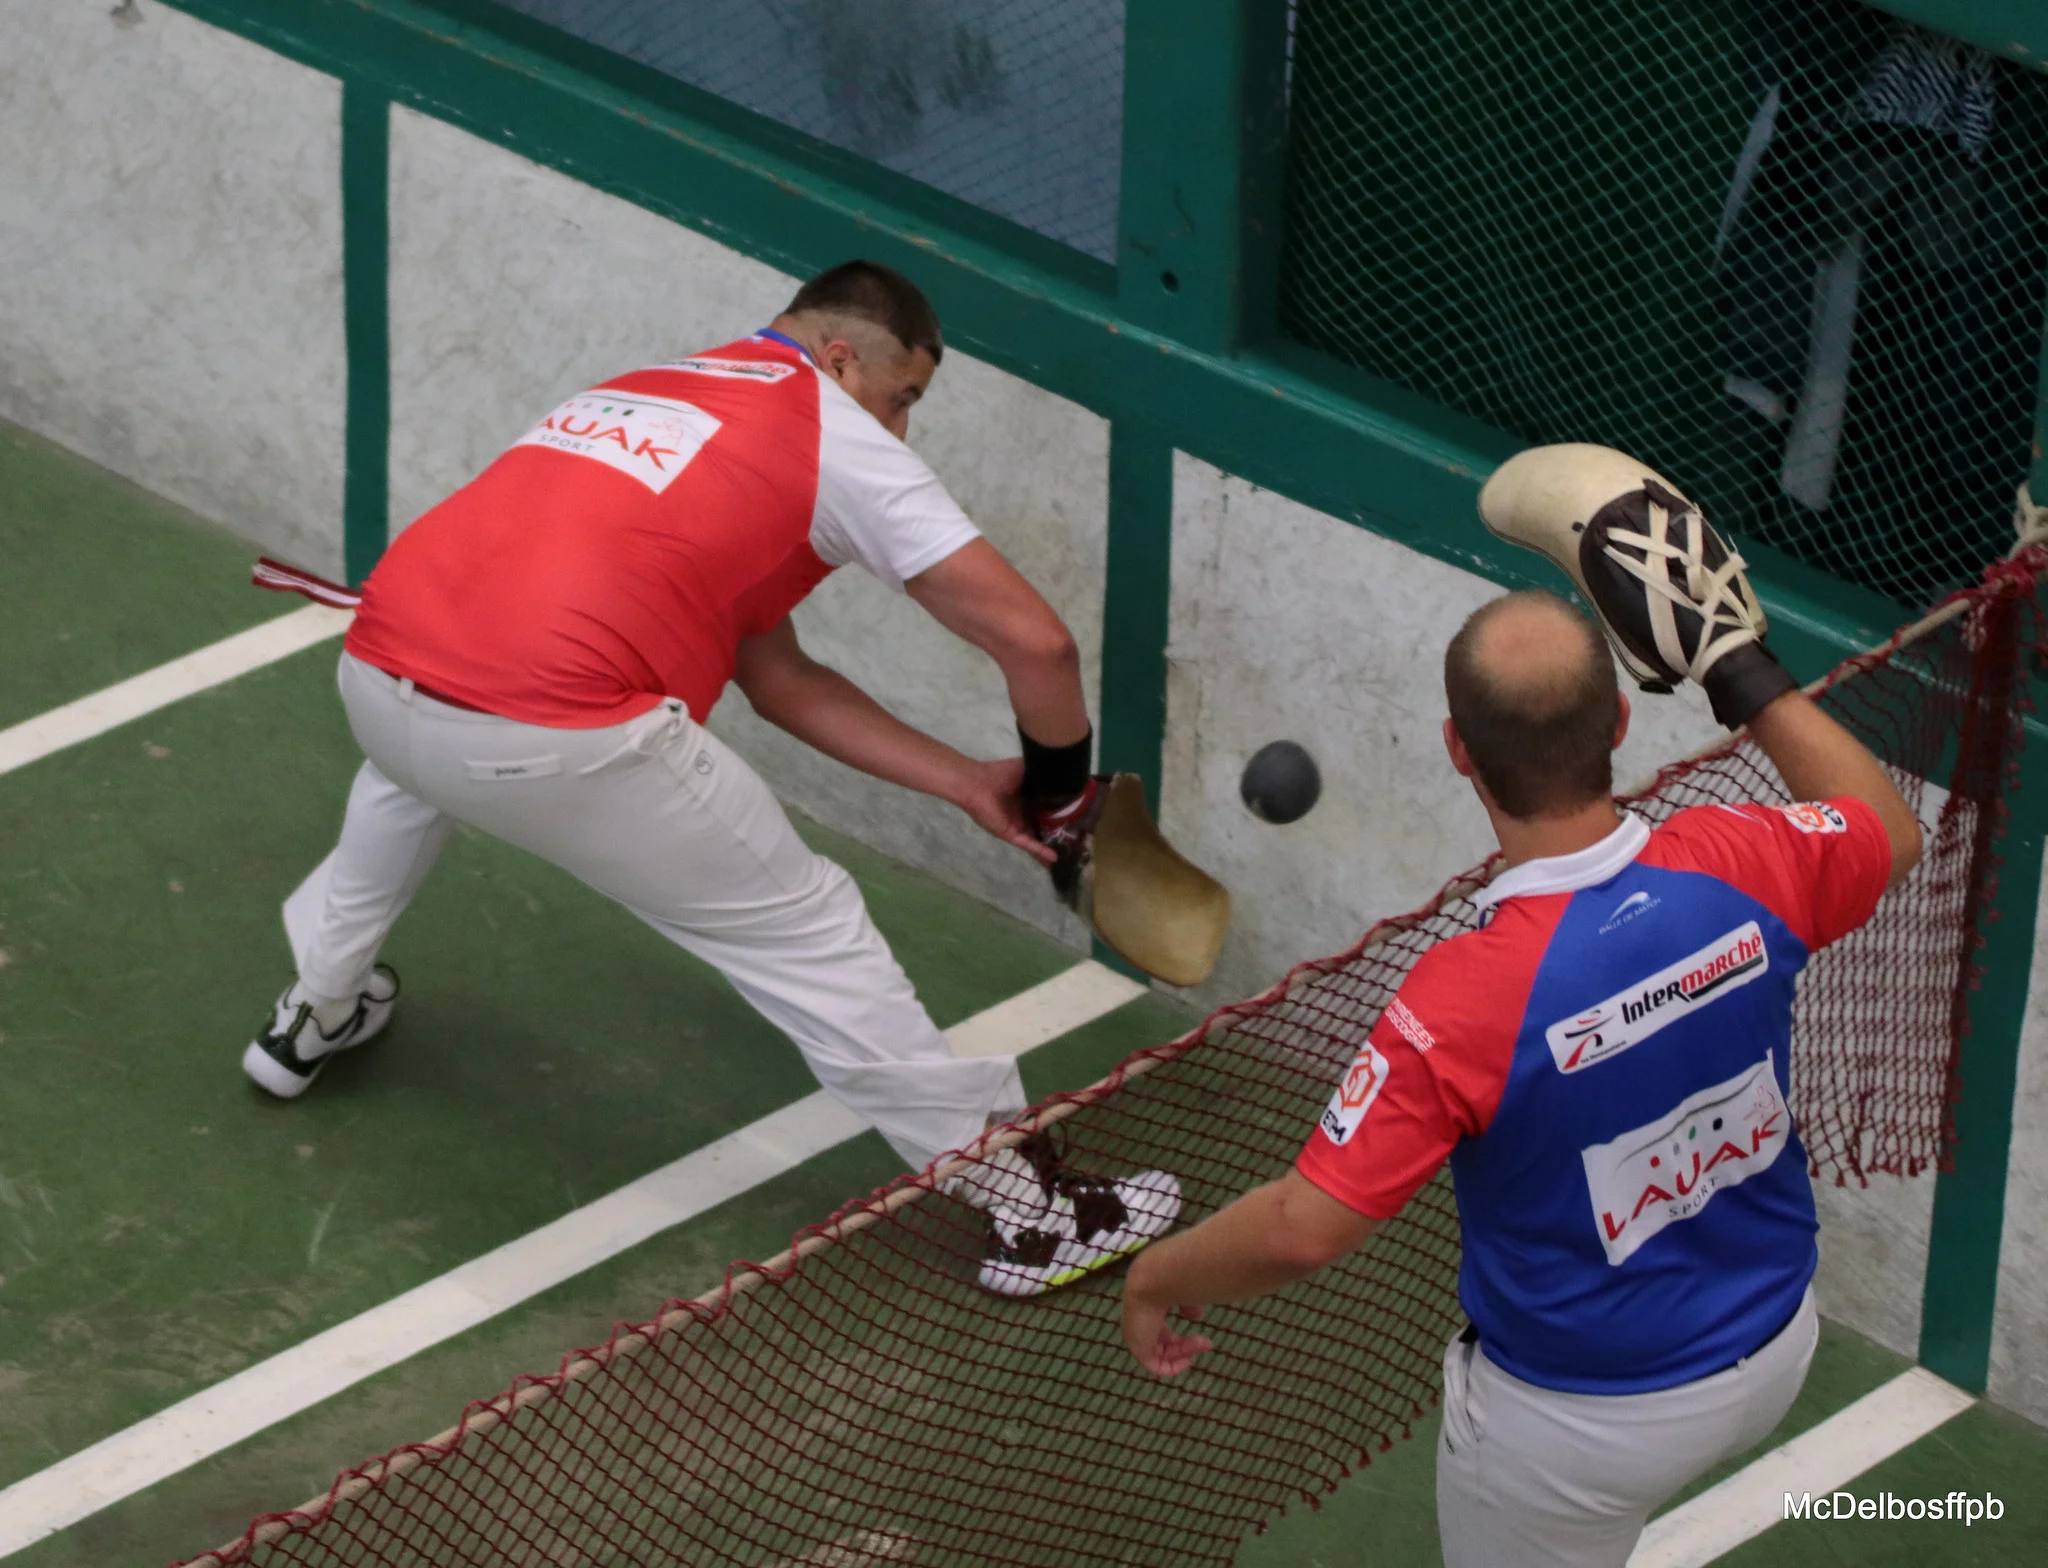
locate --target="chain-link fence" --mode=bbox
[1282,0,2048,609]
[496,0,1126,262]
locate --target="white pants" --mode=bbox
[1436,1288,1818,1567]
[285,654,1025,1169]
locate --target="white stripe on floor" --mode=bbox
[1629,1366,1977,1567]
[945,960,1146,1057]
[0,604,349,778]
[0,960,1145,1559]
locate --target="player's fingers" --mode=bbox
[1153,1331,1215,1378]
[1178,1304,1207,1323]
[1121,1295,1166,1369]
[995,817,1056,863]
[1012,830,1057,865]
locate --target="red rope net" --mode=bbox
[180,555,2042,1568]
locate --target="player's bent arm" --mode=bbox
[905,540,1089,747]
[1120,1172,1383,1377]
[733,619,1053,863]
[1746,691,1922,887]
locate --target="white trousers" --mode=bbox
[1436,1288,1818,1567]
[284,654,1025,1169]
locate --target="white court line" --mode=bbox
[1629,1367,1977,1567]
[0,960,1147,1559]
[0,604,350,778]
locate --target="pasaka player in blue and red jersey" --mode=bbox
[1120,588,1922,1567]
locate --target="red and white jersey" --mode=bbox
[345,331,980,726]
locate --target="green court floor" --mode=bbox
[4,421,2046,1567]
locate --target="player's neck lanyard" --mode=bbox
[754,328,817,366]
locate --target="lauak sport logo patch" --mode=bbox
[514,390,723,494]
[1319,1042,1389,1147]
[1581,1054,1790,1265]
[1546,921,1768,1074]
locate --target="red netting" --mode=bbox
[180,554,2043,1568]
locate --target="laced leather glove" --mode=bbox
[1479,444,1798,730]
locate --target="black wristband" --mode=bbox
[1019,726,1093,808]
[1702,641,1799,730]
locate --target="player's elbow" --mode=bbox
[1884,814,1924,889]
[1267,1226,1355,1276]
[1004,615,1080,679]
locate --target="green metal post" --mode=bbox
[341,82,390,586]
[1099,423,1175,811]
[1093,422,1176,978]
[1919,728,2048,1392]
[1918,278,2048,1389]
[1117,0,1292,351]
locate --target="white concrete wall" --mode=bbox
[386,109,797,532]
[1991,857,2048,1426]
[0,0,346,573]
[1160,455,1936,1358]
[387,110,1106,943]
[1160,456,1727,1006]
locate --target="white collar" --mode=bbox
[1471,813,1651,910]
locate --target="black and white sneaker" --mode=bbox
[242,966,399,1098]
[975,1131,1182,1297]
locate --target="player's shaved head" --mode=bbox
[784,260,943,364]
[1445,591,1621,818]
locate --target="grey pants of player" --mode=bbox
[1436,1287,1818,1567]
[284,653,1025,1169]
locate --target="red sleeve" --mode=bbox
[1295,926,1536,1218]
[1646,798,1894,952]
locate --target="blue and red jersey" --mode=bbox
[1298,799,1893,1394]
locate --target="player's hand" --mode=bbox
[952,758,1056,865]
[1121,1287,1213,1378]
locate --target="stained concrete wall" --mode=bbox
[0,0,346,575]
[387,110,1105,945]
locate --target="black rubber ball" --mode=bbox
[1240,740,1322,824]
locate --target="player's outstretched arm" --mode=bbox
[1746,691,1922,888]
[906,539,1090,749]
[734,617,1054,864]
[1121,1172,1382,1377]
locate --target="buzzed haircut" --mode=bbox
[785,260,944,364]
[1444,591,1621,819]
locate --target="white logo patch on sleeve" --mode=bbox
[1545,920,1768,1074]
[1776,802,1849,834]
[1581,1054,1790,1266]
[513,390,722,494]
[1318,1042,1389,1147]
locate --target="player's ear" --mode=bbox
[1443,717,1476,779]
[1614,691,1631,751]
[818,338,858,383]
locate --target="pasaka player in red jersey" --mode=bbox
[1120,587,1921,1565]
[243,261,1178,1297]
